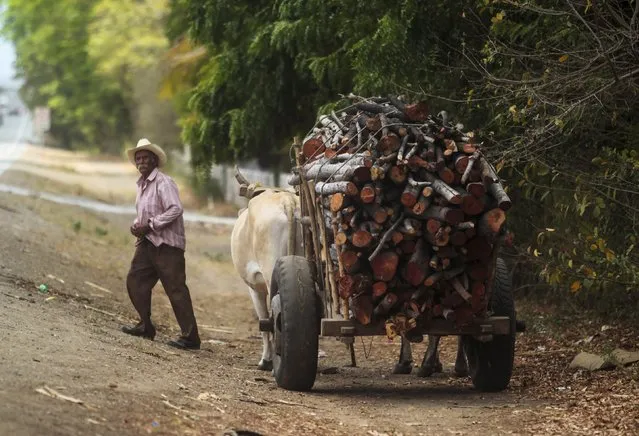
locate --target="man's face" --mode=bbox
[135,150,157,177]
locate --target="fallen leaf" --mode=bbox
[611,349,639,367]
[569,352,615,371]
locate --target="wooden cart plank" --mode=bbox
[320,316,511,337]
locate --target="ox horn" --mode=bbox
[234,165,250,186]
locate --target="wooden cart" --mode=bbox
[259,130,517,393]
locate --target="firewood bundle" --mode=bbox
[288,95,511,336]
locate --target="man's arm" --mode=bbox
[149,178,184,231]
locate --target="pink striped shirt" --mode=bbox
[134,168,186,250]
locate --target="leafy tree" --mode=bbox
[168,0,480,172]
[465,1,639,306]
[1,0,132,151]
[88,0,181,151]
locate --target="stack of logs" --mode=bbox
[288,95,511,337]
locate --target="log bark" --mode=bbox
[421,205,464,226]
[399,218,420,236]
[397,135,410,162]
[488,182,512,211]
[412,195,431,216]
[368,213,405,262]
[378,114,401,155]
[316,181,358,196]
[355,101,403,119]
[454,153,470,174]
[451,277,472,302]
[374,293,398,317]
[403,239,430,286]
[407,155,436,173]
[478,156,498,186]
[351,294,373,325]
[288,161,369,185]
[435,146,445,170]
[460,151,481,184]
[421,172,462,205]
[401,183,421,207]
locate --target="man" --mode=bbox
[120,138,201,350]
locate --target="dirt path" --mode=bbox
[0,148,637,436]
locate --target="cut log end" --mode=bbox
[303,137,326,159]
[371,251,399,282]
[478,208,506,239]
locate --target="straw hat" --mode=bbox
[126,138,167,167]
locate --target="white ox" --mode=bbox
[230,173,302,371]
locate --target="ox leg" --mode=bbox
[247,284,273,371]
[417,335,444,377]
[453,337,469,377]
[392,336,414,374]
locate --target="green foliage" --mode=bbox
[476,1,639,306]
[88,0,182,152]
[1,0,132,151]
[169,0,479,170]
[2,0,181,153]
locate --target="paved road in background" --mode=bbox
[0,88,31,176]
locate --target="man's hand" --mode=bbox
[131,223,151,238]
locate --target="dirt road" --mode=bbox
[0,144,637,436]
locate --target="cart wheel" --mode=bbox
[270,255,319,391]
[463,257,515,392]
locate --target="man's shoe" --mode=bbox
[167,338,200,350]
[121,322,156,340]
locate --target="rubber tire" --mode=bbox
[270,255,319,391]
[464,258,515,392]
